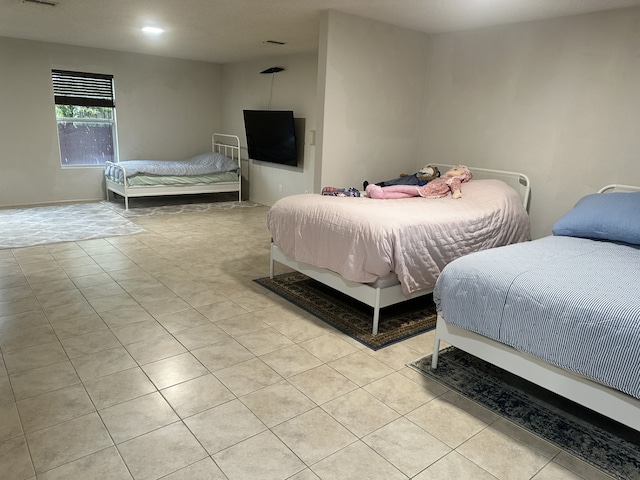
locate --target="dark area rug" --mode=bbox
[409,347,640,480]
[254,272,437,350]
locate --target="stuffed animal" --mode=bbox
[365,165,472,200]
[363,164,440,190]
[407,165,440,184]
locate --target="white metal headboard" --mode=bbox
[212,133,241,165]
[435,164,531,212]
[597,184,640,194]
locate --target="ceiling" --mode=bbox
[2,0,640,64]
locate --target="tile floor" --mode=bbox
[0,202,614,480]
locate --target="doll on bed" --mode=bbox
[363,165,440,190]
[365,165,472,199]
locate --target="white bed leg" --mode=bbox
[371,288,381,335]
[431,342,441,368]
[431,322,442,368]
[124,196,129,211]
[269,251,275,279]
[372,308,380,335]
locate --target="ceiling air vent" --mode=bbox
[23,0,59,6]
[264,40,286,45]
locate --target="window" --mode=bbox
[52,70,117,166]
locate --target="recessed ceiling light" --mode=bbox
[142,26,165,36]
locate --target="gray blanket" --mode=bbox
[105,151,238,181]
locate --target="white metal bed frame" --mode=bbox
[269,165,531,336]
[432,183,640,432]
[105,133,241,210]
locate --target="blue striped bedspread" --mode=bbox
[434,235,640,399]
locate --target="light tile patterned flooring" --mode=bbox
[0,204,612,480]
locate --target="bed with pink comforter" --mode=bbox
[267,179,530,296]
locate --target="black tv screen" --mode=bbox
[243,110,298,166]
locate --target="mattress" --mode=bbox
[104,150,240,185]
[267,179,530,295]
[434,235,640,399]
[106,171,238,187]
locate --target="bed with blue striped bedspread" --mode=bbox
[434,235,640,399]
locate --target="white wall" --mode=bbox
[220,53,318,205]
[419,8,640,239]
[3,6,639,235]
[317,10,429,190]
[0,36,222,207]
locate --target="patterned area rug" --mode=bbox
[409,347,640,480]
[102,194,262,217]
[0,203,145,249]
[254,272,437,350]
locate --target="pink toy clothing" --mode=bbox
[365,184,420,199]
[366,166,471,200]
[420,176,464,198]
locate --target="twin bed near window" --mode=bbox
[267,166,531,334]
[432,184,640,432]
[104,133,241,210]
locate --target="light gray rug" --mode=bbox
[102,198,262,217]
[0,203,145,249]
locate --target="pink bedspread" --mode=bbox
[267,179,530,295]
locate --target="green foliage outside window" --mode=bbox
[55,105,113,119]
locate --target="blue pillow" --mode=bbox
[552,192,640,245]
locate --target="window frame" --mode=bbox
[52,69,119,168]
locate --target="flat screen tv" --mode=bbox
[243,110,298,166]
